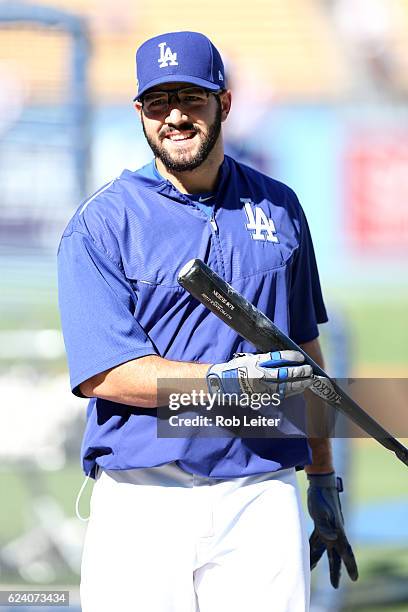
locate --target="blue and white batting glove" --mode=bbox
[206,351,313,399]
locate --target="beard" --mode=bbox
[142,100,222,172]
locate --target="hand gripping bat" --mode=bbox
[177,259,408,468]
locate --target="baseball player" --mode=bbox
[58,31,357,612]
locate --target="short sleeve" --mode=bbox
[289,207,328,344]
[58,230,157,396]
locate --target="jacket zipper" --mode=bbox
[189,201,225,276]
[209,213,226,278]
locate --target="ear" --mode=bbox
[133,101,143,120]
[220,89,232,122]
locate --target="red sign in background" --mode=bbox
[345,135,408,252]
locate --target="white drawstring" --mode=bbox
[75,472,92,522]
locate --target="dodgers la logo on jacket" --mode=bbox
[242,199,279,243]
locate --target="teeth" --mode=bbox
[168,133,194,141]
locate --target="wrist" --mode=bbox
[206,363,241,395]
[307,472,336,486]
[206,364,221,395]
[306,437,333,475]
[305,465,334,475]
[307,472,343,492]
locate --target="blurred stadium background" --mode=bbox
[0,0,407,610]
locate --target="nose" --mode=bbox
[165,106,187,125]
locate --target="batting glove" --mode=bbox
[206,350,313,399]
[307,472,358,588]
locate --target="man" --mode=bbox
[58,31,357,612]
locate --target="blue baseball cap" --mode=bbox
[134,31,226,100]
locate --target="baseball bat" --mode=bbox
[177,258,408,468]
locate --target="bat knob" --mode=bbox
[178,259,200,282]
[396,449,408,468]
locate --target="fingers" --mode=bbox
[309,529,326,570]
[328,547,342,589]
[258,350,306,367]
[258,352,313,382]
[284,378,313,396]
[260,365,313,383]
[256,351,313,398]
[339,537,359,582]
[311,530,359,586]
[329,534,358,587]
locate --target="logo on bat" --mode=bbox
[310,376,342,405]
[241,199,279,243]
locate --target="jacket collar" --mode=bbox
[133,156,232,205]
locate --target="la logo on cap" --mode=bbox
[158,42,178,68]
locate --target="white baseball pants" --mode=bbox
[80,463,310,612]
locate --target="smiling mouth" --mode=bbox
[165,132,196,142]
